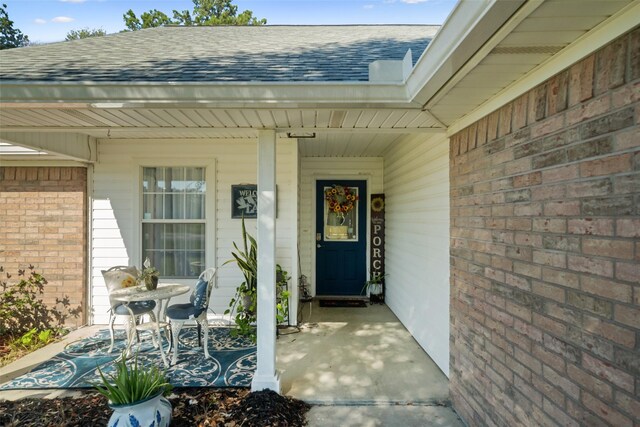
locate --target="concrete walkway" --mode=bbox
[277,301,464,426]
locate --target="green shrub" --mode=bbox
[0,265,82,338]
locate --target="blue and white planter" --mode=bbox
[108,393,172,427]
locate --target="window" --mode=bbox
[142,167,206,278]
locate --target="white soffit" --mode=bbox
[425,0,636,127]
[0,108,444,133]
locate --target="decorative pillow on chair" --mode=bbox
[102,267,139,293]
[190,277,209,311]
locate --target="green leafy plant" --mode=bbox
[94,353,173,405]
[138,257,160,290]
[0,265,81,338]
[276,265,290,325]
[224,217,258,340]
[0,265,82,367]
[362,272,387,295]
[224,219,293,339]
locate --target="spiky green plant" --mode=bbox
[224,217,258,340]
[94,354,172,405]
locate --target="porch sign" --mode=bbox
[231,184,257,218]
[370,194,385,304]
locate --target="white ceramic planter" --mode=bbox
[369,282,383,295]
[108,393,172,427]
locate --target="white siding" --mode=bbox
[91,138,295,324]
[298,157,383,294]
[383,133,450,376]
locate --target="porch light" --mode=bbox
[286,132,316,139]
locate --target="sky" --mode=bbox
[4,0,458,44]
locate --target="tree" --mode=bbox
[65,28,107,41]
[123,0,265,31]
[1,3,29,49]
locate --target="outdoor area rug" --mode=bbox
[319,299,367,308]
[0,327,256,390]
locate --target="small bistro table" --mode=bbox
[110,283,191,367]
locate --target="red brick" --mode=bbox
[533,250,566,268]
[581,391,632,427]
[616,219,640,237]
[582,238,634,260]
[567,363,613,402]
[541,164,579,183]
[581,275,632,303]
[582,314,635,349]
[614,305,639,329]
[542,267,579,289]
[615,262,639,283]
[615,391,640,422]
[532,218,566,233]
[566,93,610,126]
[580,153,632,178]
[544,200,580,216]
[582,353,634,392]
[487,111,500,142]
[614,126,640,151]
[568,218,614,236]
[568,255,613,277]
[512,94,529,130]
[531,114,565,139]
[532,281,565,302]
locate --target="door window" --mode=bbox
[323,185,359,241]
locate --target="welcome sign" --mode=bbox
[231,184,258,218]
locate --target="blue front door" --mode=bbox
[316,180,367,296]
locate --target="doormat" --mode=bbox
[0,327,255,390]
[319,299,367,308]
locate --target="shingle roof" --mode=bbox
[0,25,438,83]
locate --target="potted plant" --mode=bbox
[224,217,258,340]
[138,257,159,291]
[94,353,173,427]
[362,273,386,304]
[224,219,293,339]
[276,265,291,326]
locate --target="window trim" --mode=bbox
[132,158,216,281]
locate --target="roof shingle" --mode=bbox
[0,25,438,83]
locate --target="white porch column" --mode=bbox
[252,129,281,392]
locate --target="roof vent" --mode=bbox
[369,49,413,83]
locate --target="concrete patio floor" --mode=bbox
[277,301,464,426]
[0,302,464,426]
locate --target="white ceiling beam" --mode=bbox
[0,131,97,163]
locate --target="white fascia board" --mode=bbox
[406,0,526,108]
[0,131,97,162]
[0,81,417,109]
[446,0,640,137]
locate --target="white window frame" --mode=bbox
[132,158,216,281]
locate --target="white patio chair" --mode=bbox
[166,268,217,365]
[101,265,157,353]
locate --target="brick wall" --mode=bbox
[0,167,87,328]
[449,28,639,426]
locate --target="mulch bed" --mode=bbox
[0,388,311,426]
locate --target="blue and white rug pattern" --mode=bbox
[1,327,256,390]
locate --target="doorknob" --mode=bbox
[317,244,322,248]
